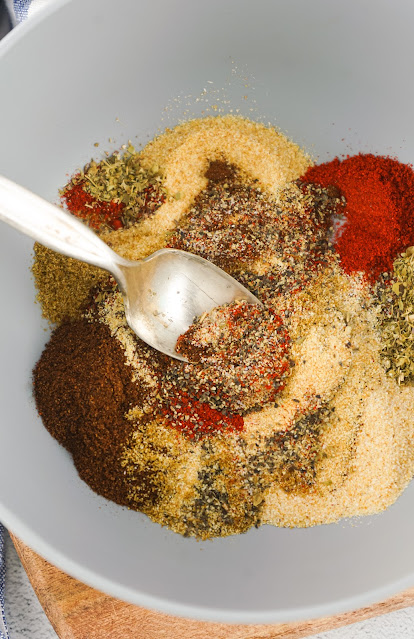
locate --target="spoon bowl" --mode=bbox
[0,176,260,359]
[118,248,260,359]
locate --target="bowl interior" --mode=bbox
[1,0,414,623]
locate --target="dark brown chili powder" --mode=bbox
[33,319,159,509]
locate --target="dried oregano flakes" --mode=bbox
[377,246,414,384]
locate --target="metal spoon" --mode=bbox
[0,176,261,361]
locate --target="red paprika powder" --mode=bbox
[62,181,124,231]
[161,391,244,440]
[303,154,414,282]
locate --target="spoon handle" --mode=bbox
[0,175,129,276]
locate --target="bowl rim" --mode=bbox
[2,500,414,624]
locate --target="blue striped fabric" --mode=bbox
[11,0,31,21]
[0,524,9,639]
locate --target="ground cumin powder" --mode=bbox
[31,244,105,325]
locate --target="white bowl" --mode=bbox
[1,0,414,624]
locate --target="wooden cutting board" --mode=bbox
[10,534,414,639]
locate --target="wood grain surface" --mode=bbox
[10,534,414,639]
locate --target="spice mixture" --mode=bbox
[32,115,414,539]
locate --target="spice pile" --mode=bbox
[32,115,414,539]
[61,144,166,231]
[303,154,414,282]
[167,162,340,302]
[175,300,291,414]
